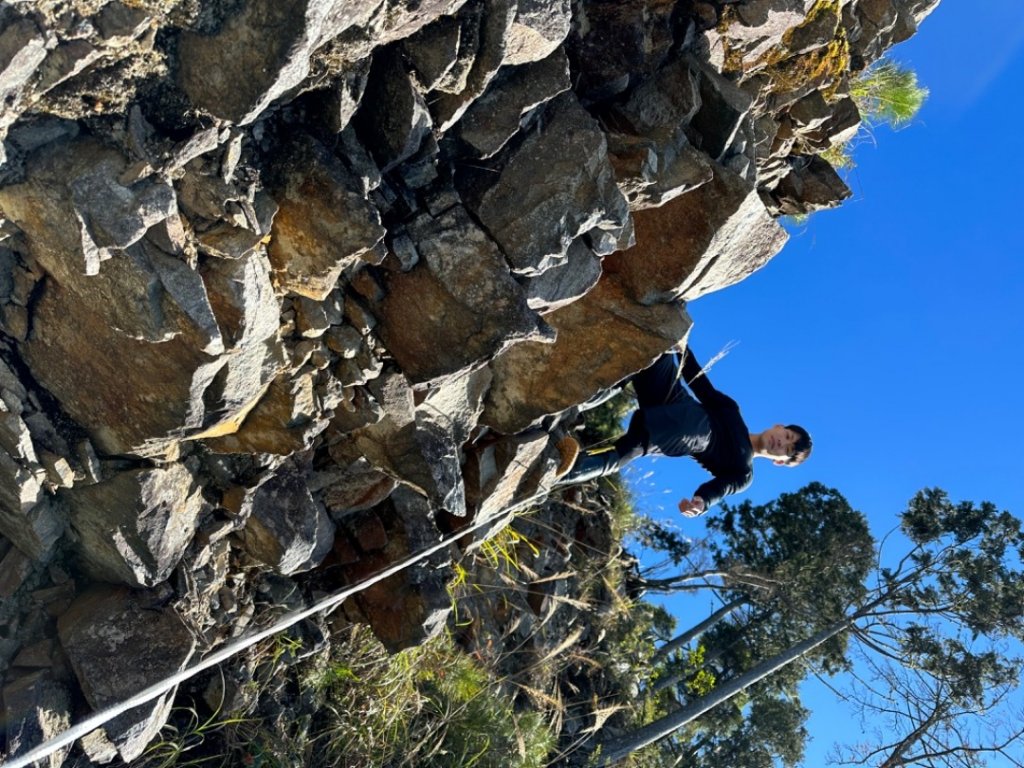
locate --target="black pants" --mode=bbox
[615,353,688,461]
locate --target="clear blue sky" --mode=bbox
[626,0,1024,763]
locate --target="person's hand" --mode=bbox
[678,496,706,517]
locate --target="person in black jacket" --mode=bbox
[558,348,812,517]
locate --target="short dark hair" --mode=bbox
[784,425,812,466]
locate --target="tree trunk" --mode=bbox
[651,598,746,666]
[596,615,857,766]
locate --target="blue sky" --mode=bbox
[626,0,1024,763]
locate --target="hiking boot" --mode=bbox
[555,436,580,478]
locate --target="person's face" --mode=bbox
[763,424,802,464]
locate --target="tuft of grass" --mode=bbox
[850,59,929,127]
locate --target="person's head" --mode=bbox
[758,424,813,466]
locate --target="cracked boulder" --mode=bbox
[267,135,385,300]
[361,205,550,385]
[0,140,283,459]
[236,466,336,574]
[57,587,197,764]
[65,463,205,587]
[467,92,631,276]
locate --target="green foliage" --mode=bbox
[476,524,539,572]
[850,59,929,128]
[306,628,555,768]
[822,58,929,171]
[683,646,716,698]
[138,705,251,768]
[579,389,636,446]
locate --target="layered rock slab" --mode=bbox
[0,140,283,459]
[604,161,789,305]
[482,273,692,434]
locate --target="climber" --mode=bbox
[556,347,812,517]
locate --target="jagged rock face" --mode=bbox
[0,0,938,758]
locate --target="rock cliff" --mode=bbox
[0,0,938,762]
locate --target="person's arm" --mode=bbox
[686,473,752,515]
[681,348,721,404]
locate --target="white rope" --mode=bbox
[3,492,545,768]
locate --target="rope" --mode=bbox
[2,490,548,768]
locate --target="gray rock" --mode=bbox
[36,39,103,93]
[57,587,197,763]
[787,2,839,55]
[353,48,433,172]
[0,363,65,558]
[463,431,551,523]
[564,0,677,103]
[2,670,72,768]
[821,96,862,146]
[768,153,852,215]
[238,468,336,574]
[0,18,47,100]
[366,206,551,385]
[608,132,715,211]
[518,238,602,314]
[318,457,398,515]
[402,14,463,92]
[455,47,571,158]
[178,0,382,124]
[410,365,492,516]
[69,156,177,275]
[505,0,572,66]
[605,56,713,208]
[94,1,154,44]
[429,0,517,132]
[788,89,834,132]
[345,370,469,515]
[725,0,816,65]
[470,92,630,276]
[688,55,755,162]
[66,463,205,587]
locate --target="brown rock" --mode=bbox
[267,136,385,300]
[367,206,550,385]
[0,141,282,458]
[204,370,327,456]
[603,160,788,305]
[481,273,692,434]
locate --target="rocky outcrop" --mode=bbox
[0,0,938,762]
